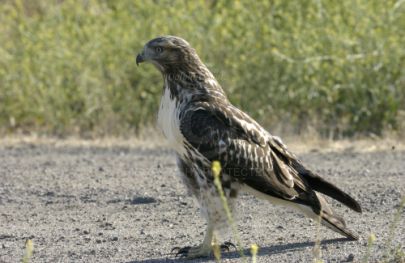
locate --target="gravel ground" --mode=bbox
[0,142,404,263]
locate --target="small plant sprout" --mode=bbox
[22,239,34,263]
[212,234,221,262]
[211,161,246,261]
[363,233,377,262]
[368,233,377,243]
[383,195,405,262]
[313,212,324,263]
[212,161,221,179]
[250,244,259,263]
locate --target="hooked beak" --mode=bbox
[136,53,144,66]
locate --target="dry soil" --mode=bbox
[0,141,404,262]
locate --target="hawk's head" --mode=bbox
[136,36,203,73]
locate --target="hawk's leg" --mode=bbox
[173,222,213,258]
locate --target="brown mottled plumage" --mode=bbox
[136,36,362,259]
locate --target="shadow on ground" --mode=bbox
[127,238,350,263]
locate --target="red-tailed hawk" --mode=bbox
[136,36,361,259]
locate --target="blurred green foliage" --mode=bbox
[0,0,404,137]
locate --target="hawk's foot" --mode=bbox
[220,241,236,252]
[172,241,236,259]
[172,244,211,259]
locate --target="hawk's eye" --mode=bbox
[155,47,163,53]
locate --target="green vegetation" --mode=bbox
[212,160,245,260]
[382,196,405,262]
[22,239,33,263]
[1,0,404,137]
[363,233,377,262]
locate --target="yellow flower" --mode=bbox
[212,161,222,178]
[251,244,259,263]
[251,243,259,254]
[368,233,376,244]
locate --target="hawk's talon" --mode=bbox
[175,246,192,258]
[171,246,192,258]
[220,241,237,252]
[170,244,211,259]
[171,246,180,253]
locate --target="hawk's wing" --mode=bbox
[180,101,362,212]
[180,101,316,206]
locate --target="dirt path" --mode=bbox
[0,142,404,262]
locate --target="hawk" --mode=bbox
[136,36,362,258]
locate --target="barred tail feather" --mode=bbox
[244,186,360,240]
[320,211,359,240]
[302,193,359,240]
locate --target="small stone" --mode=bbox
[346,253,355,262]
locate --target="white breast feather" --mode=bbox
[157,87,187,156]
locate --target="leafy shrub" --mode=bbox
[0,0,404,137]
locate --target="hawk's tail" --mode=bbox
[301,193,359,240]
[319,209,358,240]
[295,164,362,213]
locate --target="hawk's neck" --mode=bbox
[162,68,227,104]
